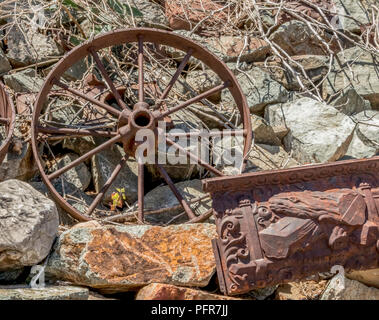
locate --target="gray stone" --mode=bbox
[0,285,89,300]
[222,67,289,115]
[321,275,379,300]
[249,285,278,300]
[91,144,138,205]
[142,179,212,224]
[334,0,374,33]
[0,180,59,271]
[324,47,379,109]
[3,68,44,93]
[63,136,97,156]
[333,88,372,115]
[245,144,300,172]
[269,20,327,56]
[0,140,37,181]
[251,115,281,146]
[51,153,91,191]
[128,0,169,29]
[6,25,62,68]
[0,47,11,74]
[185,69,222,102]
[0,269,25,284]
[345,110,379,159]
[265,97,356,164]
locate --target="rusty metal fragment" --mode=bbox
[0,82,15,165]
[203,157,379,295]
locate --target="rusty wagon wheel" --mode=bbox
[0,82,16,165]
[31,28,252,223]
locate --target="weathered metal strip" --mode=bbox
[203,157,379,295]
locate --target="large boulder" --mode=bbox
[0,180,59,271]
[324,47,379,109]
[265,97,355,163]
[46,222,217,293]
[222,67,289,115]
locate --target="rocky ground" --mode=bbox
[0,0,378,300]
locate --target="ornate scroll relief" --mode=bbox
[204,156,379,295]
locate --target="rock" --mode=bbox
[0,140,37,181]
[275,280,327,300]
[245,144,300,172]
[321,275,379,300]
[265,98,356,164]
[136,283,238,300]
[3,68,44,93]
[91,144,139,205]
[324,47,379,109]
[0,285,89,300]
[251,115,281,146]
[128,0,168,29]
[29,178,105,224]
[344,110,379,159]
[222,67,289,115]
[0,269,26,284]
[334,0,373,33]
[46,223,217,293]
[185,104,238,129]
[165,0,226,33]
[51,153,91,191]
[6,25,62,68]
[142,179,212,224]
[249,285,278,300]
[269,20,328,56]
[0,180,59,271]
[333,88,371,115]
[262,55,330,91]
[272,125,290,141]
[185,69,222,102]
[347,269,379,289]
[0,47,11,74]
[205,36,270,63]
[63,136,97,156]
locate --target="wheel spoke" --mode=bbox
[165,137,224,177]
[87,155,128,215]
[155,48,193,109]
[0,117,9,125]
[53,78,121,117]
[137,162,144,221]
[137,35,144,103]
[155,163,197,220]
[89,48,130,112]
[156,82,230,120]
[48,133,122,180]
[37,125,117,138]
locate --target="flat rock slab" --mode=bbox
[136,283,239,300]
[46,222,217,294]
[0,285,88,300]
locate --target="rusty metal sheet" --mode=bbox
[203,156,379,295]
[0,82,15,165]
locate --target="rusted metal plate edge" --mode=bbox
[203,156,379,193]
